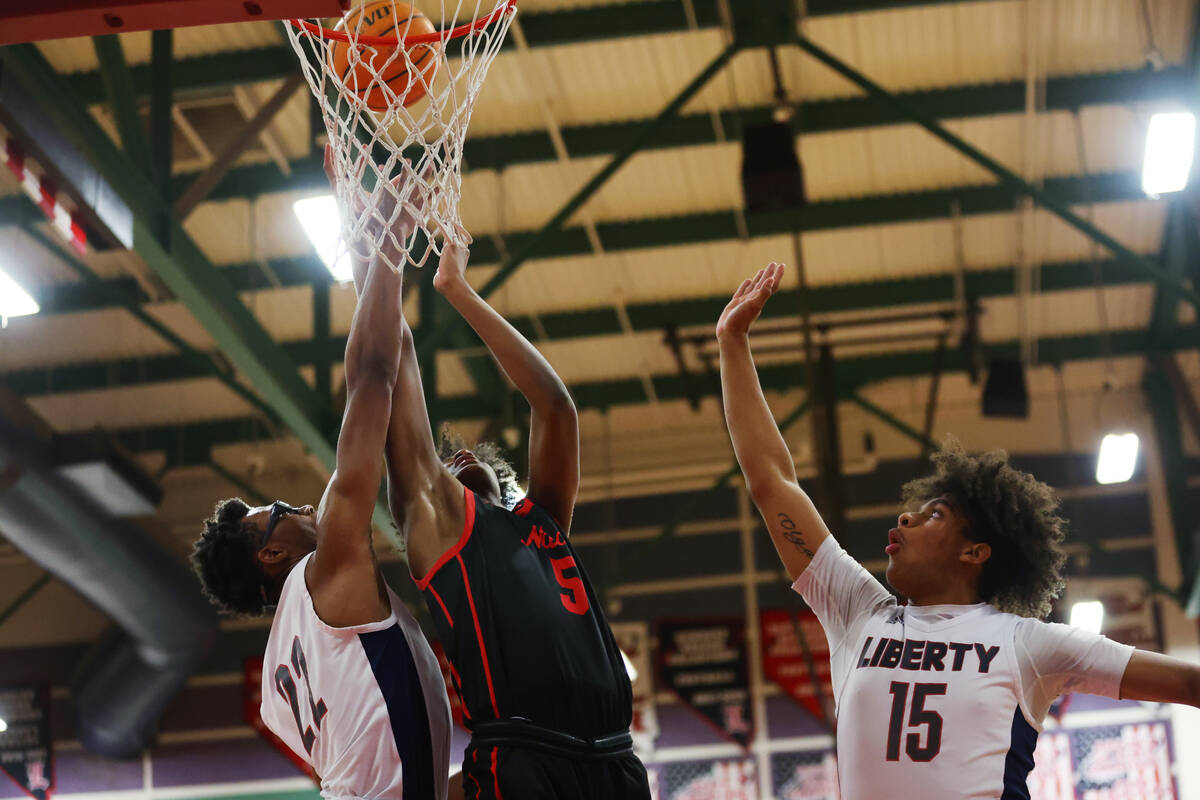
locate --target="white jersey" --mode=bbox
[794,538,1134,800]
[261,554,452,800]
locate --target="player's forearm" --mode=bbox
[438,276,574,413]
[344,258,403,388]
[1119,650,1200,708]
[718,332,797,496]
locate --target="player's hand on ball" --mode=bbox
[716,262,784,340]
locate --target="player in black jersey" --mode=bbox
[382,234,650,798]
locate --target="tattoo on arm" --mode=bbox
[777,513,814,558]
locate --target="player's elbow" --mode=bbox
[1187,664,1200,709]
[743,466,794,507]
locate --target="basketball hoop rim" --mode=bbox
[290,0,517,46]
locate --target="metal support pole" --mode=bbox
[150,30,173,204]
[416,41,742,359]
[812,344,846,538]
[0,572,51,628]
[793,33,1200,316]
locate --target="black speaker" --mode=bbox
[982,357,1029,418]
[741,122,805,212]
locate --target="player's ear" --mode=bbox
[257,544,289,567]
[960,541,991,565]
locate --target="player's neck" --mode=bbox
[906,581,981,608]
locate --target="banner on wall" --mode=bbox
[1025,731,1073,800]
[657,758,757,800]
[770,749,839,800]
[610,622,658,757]
[1071,722,1176,799]
[760,610,834,725]
[657,619,753,748]
[0,685,53,800]
[243,658,318,782]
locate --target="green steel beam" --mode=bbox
[0,572,51,628]
[63,0,985,104]
[794,33,1200,316]
[107,324,1200,462]
[0,44,394,533]
[6,256,1158,397]
[91,35,155,179]
[150,29,173,199]
[175,68,1188,203]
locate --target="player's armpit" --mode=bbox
[755,480,833,582]
[1119,649,1200,708]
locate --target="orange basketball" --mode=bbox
[330,2,440,110]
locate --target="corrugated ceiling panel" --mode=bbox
[35,20,284,74]
[28,377,255,431]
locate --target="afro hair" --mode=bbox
[438,425,522,509]
[900,442,1067,619]
[191,497,270,617]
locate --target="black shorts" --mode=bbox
[461,721,651,800]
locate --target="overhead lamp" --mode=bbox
[1095,432,1138,485]
[0,265,39,326]
[293,195,353,283]
[0,717,7,733]
[741,122,806,212]
[1142,112,1195,197]
[1069,601,1104,635]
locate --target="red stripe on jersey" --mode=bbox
[413,488,476,590]
[491,746,504,800]
[427,584,454,627]
[468,748,482,798]
[458,553,500,717]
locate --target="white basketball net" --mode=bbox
[287,1,516,271]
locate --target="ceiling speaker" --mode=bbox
[982,357,1028,418]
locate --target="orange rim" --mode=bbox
[291,0,516,47]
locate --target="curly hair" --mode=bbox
[191,498,269,617]
[900,442,1067,619]
[438,426,521,509]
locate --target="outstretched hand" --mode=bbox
[433,224,473,295]
[716,262,784,340]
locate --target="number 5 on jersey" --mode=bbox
[275,637,328,754]
[551,555,589,615]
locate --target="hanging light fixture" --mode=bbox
[1142,112,1195,197]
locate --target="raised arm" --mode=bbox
[308,251,403,623]
[717,263,831,580]
[433,241,579,530]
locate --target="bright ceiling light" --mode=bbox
[1069,601,1104,635]
[293,195,353,283]
[620,649,638,683]
[1142,112,1195,196]
[0,717,7,732]
[1096,432,1139,485]
[0,266,39,324]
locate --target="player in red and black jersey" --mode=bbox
[385,235,650,799]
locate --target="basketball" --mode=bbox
[330,1,440,110]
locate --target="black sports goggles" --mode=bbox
[260,501,303,548]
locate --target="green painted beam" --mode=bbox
[111,324,1198,462]
[91,34,155,178]
[0,44,395,533]
[175,68,1188,203]
[6,257,1156,397]
[795,32,1200,314]
[63,0,985,104]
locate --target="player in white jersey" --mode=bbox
[716,262,1200,800]
[191,162,453,799]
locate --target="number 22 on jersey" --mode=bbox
[275,636,328,754]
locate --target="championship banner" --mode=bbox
[0,685,53,800]
[657,619,753,748]
[610,622,658,757]
[1070,722,1176,799]
[431,642,467,729]
[243,658,317,781]
[771,749,839,800]
[658,758,757,800]
[760,610,833,725]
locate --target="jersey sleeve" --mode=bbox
[792,537,895,650]
[1015,618,1136,722]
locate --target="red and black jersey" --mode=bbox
[414,488,632,739]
